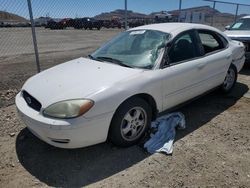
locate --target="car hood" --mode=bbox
[224,30,250,39]
[23,57,143,108]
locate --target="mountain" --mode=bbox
[0,11,28,22]
[94,9,148,20]
[94,6,223,21]
[168,6,220,16]
[94,6,237,22]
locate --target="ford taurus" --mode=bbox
[16,23,245,148]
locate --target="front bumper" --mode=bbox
[15,92,113,148]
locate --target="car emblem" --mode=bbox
[26,97,32,104]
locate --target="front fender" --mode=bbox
[83,71,163,119]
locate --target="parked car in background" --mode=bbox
[128,19,146,28]
[61,18,74,28]
[224,15,250,63]
[46,19,66,30]
[102,19,122,29]
[16,23,245,149]
[154,11,173,23]
[73,17,102,30]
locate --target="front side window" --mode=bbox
[229,18,250,30]
[91,30,170,69]
[168,32,197,63]
[198,30,225,54]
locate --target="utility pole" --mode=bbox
[211,1,216,26]
[125,0,128,30]
[235,4,239,22]
[178,0,182,22]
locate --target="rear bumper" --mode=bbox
[233,53,245,72]
[245,52,250,63]
[15,92,113,148]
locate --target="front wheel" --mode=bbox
[109,98,152,147]
[221,65,237,93]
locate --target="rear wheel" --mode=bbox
[221,65,237,93]
[109,98,152,147]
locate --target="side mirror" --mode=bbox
[166,42,172,48]
[160,43,171,69]
[225,25,230,30]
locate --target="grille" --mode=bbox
[22,90,42,112]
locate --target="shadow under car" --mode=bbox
[15,82,249,187]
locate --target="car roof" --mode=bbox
[129,22,223,37]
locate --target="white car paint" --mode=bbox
[16,23,245,148]
[224,15,250,62]
[22,58,144,112]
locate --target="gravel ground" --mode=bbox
[0,28,250,188]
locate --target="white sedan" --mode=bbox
[224,15,250,63]
[16,23,245,148]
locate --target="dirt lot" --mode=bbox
[0,28,250,188]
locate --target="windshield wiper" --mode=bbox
[95,56,133,68]
[88,54,103,62]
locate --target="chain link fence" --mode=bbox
[0,0,250,73]
[0,0,32,57]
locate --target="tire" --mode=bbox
[109,97,152,147]
[221,64,237,93]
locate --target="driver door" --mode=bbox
[160,30,206,110]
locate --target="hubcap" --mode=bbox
[223,68,235,90]
[121,107,147,141]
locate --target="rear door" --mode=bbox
[195,29,232,91]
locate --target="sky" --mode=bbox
[0,0,249,19]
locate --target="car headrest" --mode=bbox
[176,39,191,49]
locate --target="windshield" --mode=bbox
[91,30,170,69]
[229,18,250,30]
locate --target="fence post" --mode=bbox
[125,0,128,30]
[211,1,216,26]
[235,4,239,22]
[27,0,40,73]
[178,0,182,22]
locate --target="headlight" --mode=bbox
[43,99,94,119]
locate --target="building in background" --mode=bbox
[179,11,205,23]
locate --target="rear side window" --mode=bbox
[198,30,226,55]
